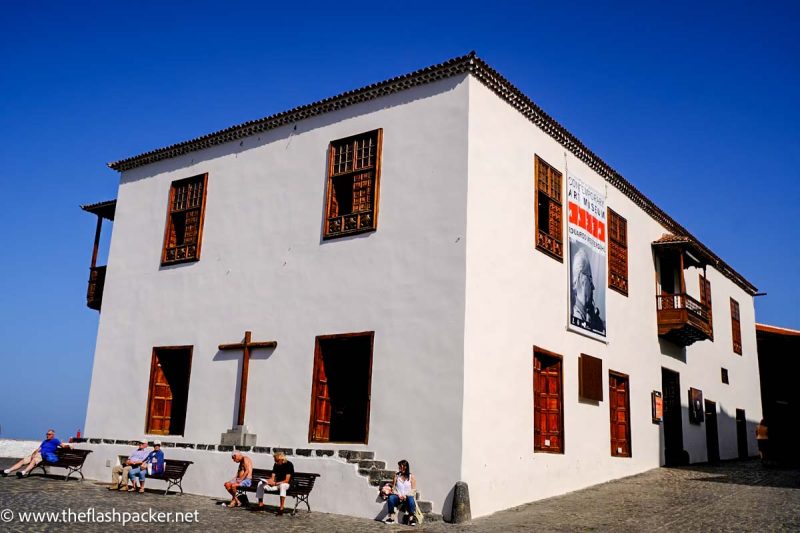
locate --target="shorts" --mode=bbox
[229,478,252,488]
[22,452,43,466]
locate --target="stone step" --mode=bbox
[367,469,396,485]
[338,450,375,463]
[416,500,432,514]
[357,459,386,470]
[423,512,443,522]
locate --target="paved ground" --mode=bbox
[1,457,798,532]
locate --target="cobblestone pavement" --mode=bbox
[1,458,798,532]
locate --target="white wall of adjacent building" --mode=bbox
[462,76,761,517]
[85,75,472,517]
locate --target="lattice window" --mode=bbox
[534,155,563,260]
[608,209,628,295]
[162,174,208,265]
[700,275,714,340]
[730,298,742,355]
[324,130,382,239]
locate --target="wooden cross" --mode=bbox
[218,331,277,427]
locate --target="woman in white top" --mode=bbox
[385,459,418,525]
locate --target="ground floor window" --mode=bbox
[534,347,564,453]
[146,346,193,435]
[609,371,631,457]
[309,332,374,443]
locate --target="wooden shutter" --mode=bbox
[162,173,208,265]
[146,352,173,435]
[699,275,714,339]
[579,354,603,401]
[534,156,563,260]
[609,372,631,457]
[730,298,742,355]
[608,209,628,295]
[309,341,331,442]
[534,348,564,453]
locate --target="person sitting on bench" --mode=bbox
[128,440,165,493]
[3,429,69,478]
[223,452,252,508]
[109,439,150,491]
[256,451,294,515]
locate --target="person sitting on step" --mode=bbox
[384,459,422,526]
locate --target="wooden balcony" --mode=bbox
[656,293,712,346]
[87,265,106,311]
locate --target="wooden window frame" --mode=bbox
[145,345,194,436]
[534,155,563,261]
[607,208,628,296]
[161,173,209,265]
[699,274,714,340]
[308,331,374,444]
[730,298,742,355]
[609,370,632,458]
[323,129,383,240]
[533,346,565,454]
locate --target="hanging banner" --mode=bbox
[567,174,607,340]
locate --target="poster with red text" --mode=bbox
[567,173,607,340]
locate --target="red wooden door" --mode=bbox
[147,354,173,435]
[310,345,331,442]
[609,372,631,457]
[534,352,563,453]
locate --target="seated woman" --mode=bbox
[128,440,164,493]
[384,459,420,525]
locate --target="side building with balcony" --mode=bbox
[79,53,762,519]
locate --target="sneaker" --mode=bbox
[276,509,284,516]
[383,515,395,524]
[16,471,26,478]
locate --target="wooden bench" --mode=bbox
[237,468,320,515]
[119,456,193,495]
[31,448,92,481]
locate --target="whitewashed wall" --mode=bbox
[85,75,471,516]
[462,76,762,517]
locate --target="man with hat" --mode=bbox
[108,439,150,491]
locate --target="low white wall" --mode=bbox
[0,440,40,458]
[68,443,389,519]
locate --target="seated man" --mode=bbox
[223,452,252,508]
[256,451,294,515]
[3,429,69,477]
[128,440,165,493]
[108,439,150,491]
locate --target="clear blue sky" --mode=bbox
[1,1,797,440]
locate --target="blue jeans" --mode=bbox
[128,467,146,482]
[387,494,416,515]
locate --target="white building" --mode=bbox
[79,53,761,519]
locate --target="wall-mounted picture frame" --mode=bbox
[688,387,704,424]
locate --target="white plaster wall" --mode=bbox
[462,76,762,517]
[84,76,470,516]
[68,444,392,519]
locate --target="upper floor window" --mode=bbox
[162,173,208,265]
[700,274,714,340]
[607,208,628,295]
[324,129,383,239]
[730,298,742,355]
[534,155,563,260]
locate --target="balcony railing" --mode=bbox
[656,293,712,346]
[87,265,106,311]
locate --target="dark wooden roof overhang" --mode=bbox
[105,52,757,295]
[756,323,800,338]
[651,234,711,269]
[80,199,116,221]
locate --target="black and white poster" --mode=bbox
[567,173,607,340]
